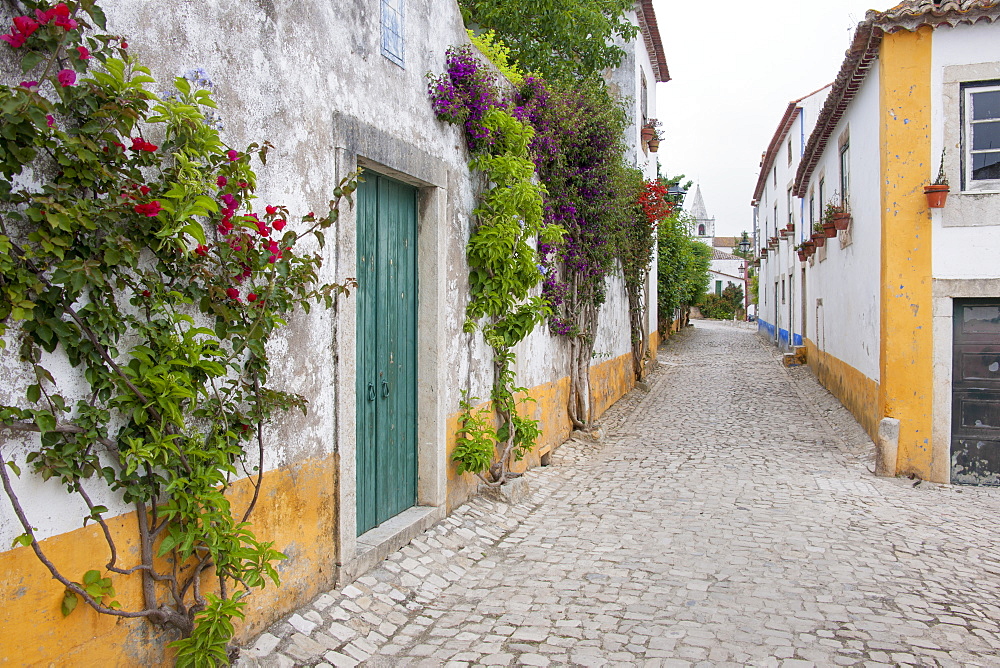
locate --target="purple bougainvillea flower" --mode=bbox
[46,115,54,127]
[226,150,238,161]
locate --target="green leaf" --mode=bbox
[61,590,78,616]
[21,52,45,75]
[26,384,40,404]
[82,570,101,586]
[11,533,32,548]
[86,4,108,29]
[6,461,20,476]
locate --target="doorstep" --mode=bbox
[337,505,446,586]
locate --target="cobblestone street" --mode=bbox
[238,320,1000,668]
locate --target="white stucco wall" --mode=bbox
[0,0,654,549]
[931,21,1000,279]
[803,66,881,382]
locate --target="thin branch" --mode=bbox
[0,446,163,622]
[0,421,117,450]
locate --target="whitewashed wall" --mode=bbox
[803,67,882,382]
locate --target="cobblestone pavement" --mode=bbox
[238,320,1000,668]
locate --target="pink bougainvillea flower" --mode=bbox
[268,255,278,264]
[256,223,270,237]
[130,137,158,152]
[139,185,150,195]
[76,46,90,60]
[226,150,238,161]
[265,205,278,217]
[267,240,280,253]
[216,175,227,187]
[247,293,258,302]
[1,31,27,48]
[134,201,162,217]
[195,244,208,257]
[20,80,38,89]
[56,69,76,87]
[219,193,237,208]
[272,219,286,231]
[13,16,39,37]
[226,287,240,301]
[53,15,77,30]
[238,181,248,189]
[46,115,54,127]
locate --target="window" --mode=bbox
[640,71,648,126]
[787,139,793,165]
[774,204,778,234]
[964,82,1000,189]
[715,280,722,296]
[818,177,826,211]
[772,166,777,187]
[839,139,850,204]
[781,278,786,304]
[809,192,815,227]
[381,0,404,67]
[698,224,706,236]
[787,188,794,227]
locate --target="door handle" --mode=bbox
[381,380,389,398]
[367,382,376,401]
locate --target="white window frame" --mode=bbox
[381,0,405,68]
[964,82,1000,192]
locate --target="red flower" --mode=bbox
[226,287,240,300]
[139,185,150,195]
[76,46,90,60]
[53,15,77,30]
[46,115,54,127]
[256,224,270,237]
[265,205,278,216]
[216,175,227,187]
[134,201,162,217]
[226,150,238,161]
[56,69,76,87]
[120,40,128,49]
[267,240,280,253]
[13,16,39,37]
[247,293,258,302]
[195,244,208,256]
[141,290,151,298]
[1,31,27,48]
[130,137,157,152]
[272,219,286,231]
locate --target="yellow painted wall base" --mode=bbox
[0,456,339,665]
[804,338,880,443]
[446,344,645,511]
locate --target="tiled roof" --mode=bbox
[793,0,1000,197]
[877,0,1000,32]
[635,0,670,83]
[711,248,742,261]
[713,236,740,248]
[752,85,832,205]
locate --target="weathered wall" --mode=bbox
[0,0,657,662]
[805,64,882,383]
[928,21,1000,484]
[878,26,935,480]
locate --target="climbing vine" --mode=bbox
[429,46,562,485]
[0,1,358,663]
[620,177,674,380]
[518,75,633,430]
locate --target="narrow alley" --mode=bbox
[239,321,1000,668]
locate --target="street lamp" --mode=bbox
[738,232,751,320]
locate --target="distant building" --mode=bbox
[754,0,1000,485]
[687,185,747,300]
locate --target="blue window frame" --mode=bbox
[381,0,404,68]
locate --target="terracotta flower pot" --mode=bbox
[785,222,794,233]
[833,211,851,230]
[811,232,826,248]
[925,184,949,208]
[780,229,789,239]
[647,138,660,152]
[823,220,837,238]
[797,249,808,262]
[641,126,655,142]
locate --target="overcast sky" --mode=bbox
[653,0,891,237]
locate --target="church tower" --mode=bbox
[687,184,716,240]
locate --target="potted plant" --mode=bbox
[795,242,809,262]
[925,148,949,208]
[768,235,779,249]
[641,119,659,143]
[779,227,790,239]
[821,201,841,237]
[647,128,661,152]
[760,247,768,259]
[784,221,794,233]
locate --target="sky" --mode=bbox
[653,0,892,237]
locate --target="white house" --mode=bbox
[756,0,1000,486]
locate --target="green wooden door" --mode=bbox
[356,174,418,535]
